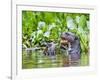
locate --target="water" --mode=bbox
[22,49,89,69]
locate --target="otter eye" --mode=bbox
[65,33,69,35]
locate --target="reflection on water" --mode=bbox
[22,49,88,69]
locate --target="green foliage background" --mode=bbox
[22,11,89,54]
[22,11,90,68]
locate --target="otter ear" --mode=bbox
[66,32,76,42]
[69,36,75,42]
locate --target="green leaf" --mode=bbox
[79,15,87,28]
